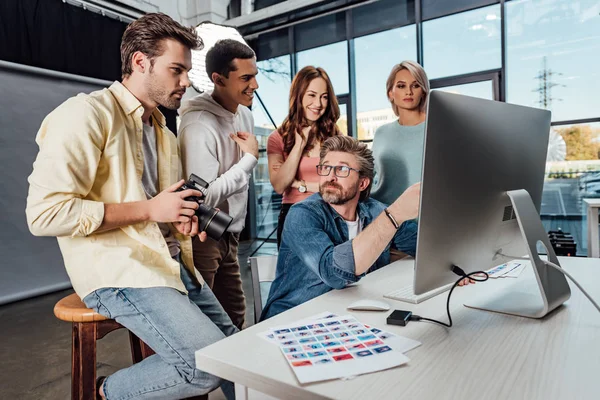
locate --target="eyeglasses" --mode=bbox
[316,164,360,178]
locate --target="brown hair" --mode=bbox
[320,136,374,202]
[120,13,203,79]
[386,60,430,116]
[279,66,340,155]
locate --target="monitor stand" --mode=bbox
[464,189,571,319]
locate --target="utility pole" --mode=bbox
[532,56,564,110]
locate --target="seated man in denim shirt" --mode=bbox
[260,135,420,320]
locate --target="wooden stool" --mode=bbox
[55,293,208,400]
[54,293,155,400]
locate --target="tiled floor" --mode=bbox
[0,240,277,400]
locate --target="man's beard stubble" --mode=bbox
[146,70,183,110]
[320,182,358,205]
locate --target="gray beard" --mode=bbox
[320,183,358,205]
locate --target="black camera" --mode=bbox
[177,174,233,241]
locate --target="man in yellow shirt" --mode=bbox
[26,13,236,400]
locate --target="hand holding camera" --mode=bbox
[147,175,232,241]
[174,174,233,241]
[148,180,201,223]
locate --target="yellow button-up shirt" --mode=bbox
[26,81,202,298]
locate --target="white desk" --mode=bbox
[196,257,600,400]
[584,198,600,257]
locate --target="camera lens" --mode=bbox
[196,204,233,241]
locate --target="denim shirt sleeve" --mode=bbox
[392,220,418,256]
[284,204,359,290]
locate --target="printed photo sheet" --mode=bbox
[259,311,421,354]
[269,315,412,384]
[487,260,528,278]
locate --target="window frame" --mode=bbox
[243,0,600,249]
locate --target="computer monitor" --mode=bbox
[414,91,570,318]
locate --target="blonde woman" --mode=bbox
[371,61,430,206]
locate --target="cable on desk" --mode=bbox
[496,253,600,314]
[544,260,600,313]
[410,266,489,328]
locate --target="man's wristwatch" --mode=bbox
[298,180,307,193]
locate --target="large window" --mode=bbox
[337,103,348,135]
[252,56,292,239]
[543,122,600,255]
[244,0,600,253]
[352,0,415,37]
[421,0,498,21]
[506,0,600,122]
[295,13,346,52]
[354,26,417,141]
[506,0,600,255]
[296,41,349,95]
[423,4,501,79]
[254,55,291,132]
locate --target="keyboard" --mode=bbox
[384,283,454,304]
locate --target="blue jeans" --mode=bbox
[83,259,238,400]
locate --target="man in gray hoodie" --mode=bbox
[178,39,259,329]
